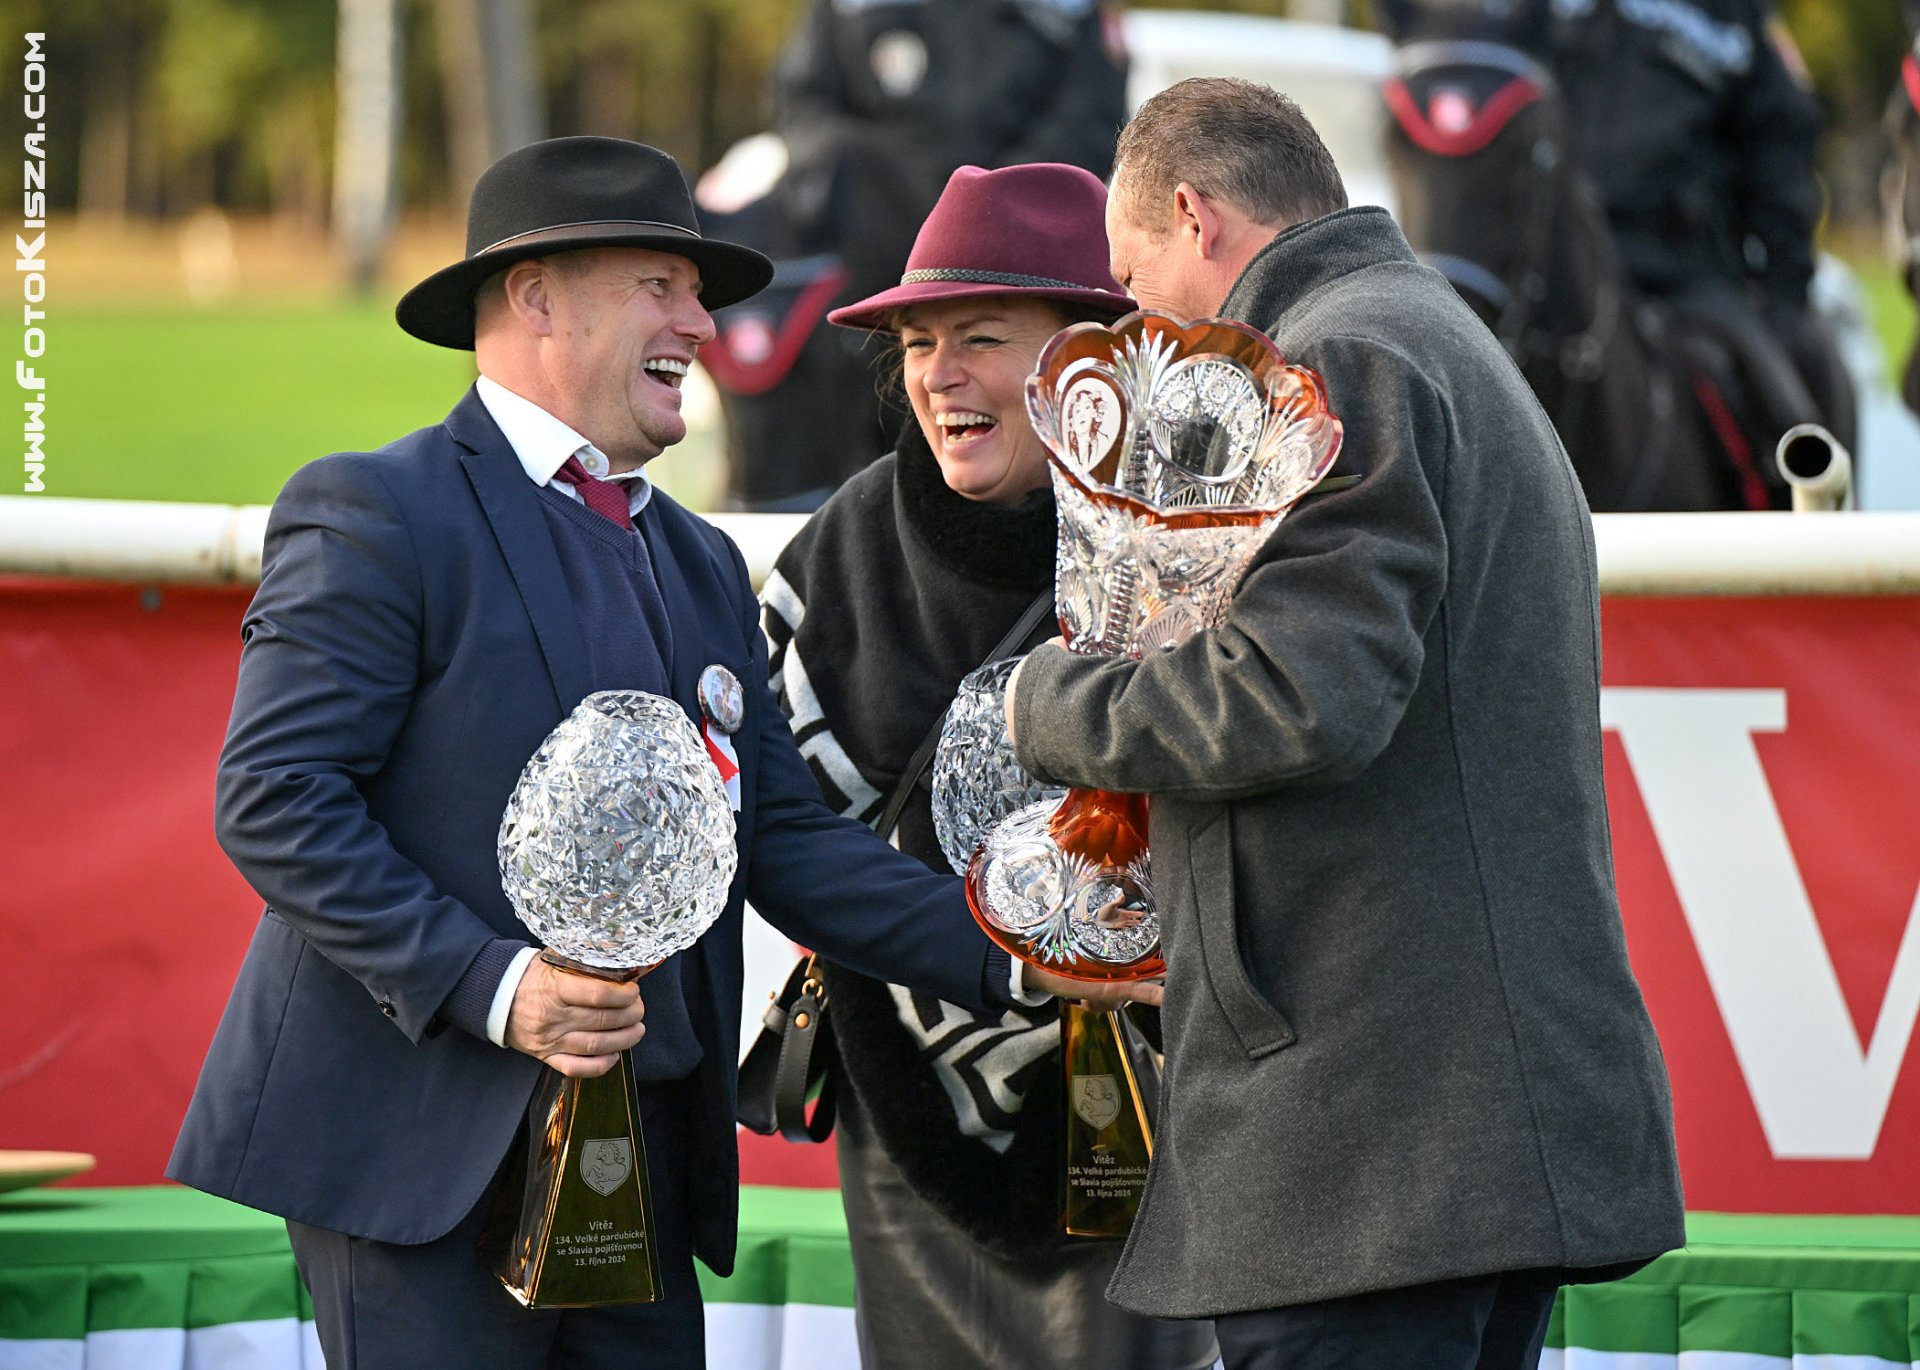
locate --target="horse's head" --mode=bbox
[1383,40,1562,329]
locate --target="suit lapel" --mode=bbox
[640,502,705,725]
[447,387,593,713]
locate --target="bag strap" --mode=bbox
[759,953,835,1143]
[873,587,1055,841]
[747,586,1055,1143]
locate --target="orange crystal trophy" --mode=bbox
[959,313,1342,1237]
[965,312,1342,983]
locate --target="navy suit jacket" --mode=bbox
[169,387,996,1271]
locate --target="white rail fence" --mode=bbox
[3,497,1920,595]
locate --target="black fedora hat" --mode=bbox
[396,136,774,350]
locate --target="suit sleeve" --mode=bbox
[721,537,1003,1012]
[214,454,505,1044]
[1011,334,1451,801]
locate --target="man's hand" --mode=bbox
[504,958,647,1077]
[1022,964,1164,1010]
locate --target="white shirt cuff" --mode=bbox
[487,946,542,1047]
[1010,957,1053,1007]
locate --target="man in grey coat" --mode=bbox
[1007,78,1685,1368]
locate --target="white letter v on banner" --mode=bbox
[1602,687,1920,1158]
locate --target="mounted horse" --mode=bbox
[695,0,1129,512]
[697,138,929,512]
[1383,34,1852,510]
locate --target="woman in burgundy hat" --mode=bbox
[760,164,1217,1369]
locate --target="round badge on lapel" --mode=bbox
[699,664,745,735]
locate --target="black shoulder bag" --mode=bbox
[736,588,1056,1143]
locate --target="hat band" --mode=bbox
[475,218,701,258]
[900,267,1094,291]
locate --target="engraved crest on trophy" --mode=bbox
[937,312,1343,1238]
[1072,1075,1122,1131]
[483,690,738,1309]
[578,1139,634,1198]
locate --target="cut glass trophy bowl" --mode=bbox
[931,657,1068,878]
[499,689,738,971]
[963,313,1343,982]
[488,689,738,1309]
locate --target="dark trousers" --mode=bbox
[288,1079,705,1370]
[1213,1268,1561,1370]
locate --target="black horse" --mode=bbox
[1385,39,1848,510]
[698,141,930,512]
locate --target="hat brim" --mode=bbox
[396,231,775,350]
[827,278,1136,334]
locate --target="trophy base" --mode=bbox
[483,1052,664,1309]
[966,798,1164,981]
[1062,1004,1156,1239]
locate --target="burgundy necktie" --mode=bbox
[552,452,635,530]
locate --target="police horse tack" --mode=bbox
[698,143,931,512]
[1384,39,1808,511]
[697,194,897,514]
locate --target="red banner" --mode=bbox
[0,580,257,1186]
[3,581,1917,1210]
[1599,597,1920,1213]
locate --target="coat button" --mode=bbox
[379,1001,395,1017]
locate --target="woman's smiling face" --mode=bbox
[898,296,1068,505]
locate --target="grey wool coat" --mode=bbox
[1011,206,1686,1318]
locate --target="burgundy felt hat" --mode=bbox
[827,163,1134,332]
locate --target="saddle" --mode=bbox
[1387,38,1852,511]
[701,253,850,398]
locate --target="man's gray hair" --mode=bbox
[1113,77,1348,232]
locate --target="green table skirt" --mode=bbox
[1545,1213,1920,1367]
[4,1188,1920,1368]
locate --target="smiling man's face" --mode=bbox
[541,247,714,469]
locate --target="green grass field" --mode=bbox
[23,257,1917,510]
[35,301,725,508]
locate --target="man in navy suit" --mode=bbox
[170,137,1129,1369]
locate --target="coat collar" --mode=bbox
[1222,205,1417,332]
[893,419,1056,594]
[446,385,594,713]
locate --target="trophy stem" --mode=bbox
[1061,1003,1155,1239]
[540,949,647,984]
[486,1053,664,1308]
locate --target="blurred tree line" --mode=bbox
[0,0,1908,231]
[0,0,801,222]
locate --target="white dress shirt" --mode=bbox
[472,376,655,1045]
[477,375,653,516]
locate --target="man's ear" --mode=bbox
[501,258,558,338]
[1172,182,1226,261]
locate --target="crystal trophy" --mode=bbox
[931,658,1068,879]
[957,313,1343,1236]
[483,690,739,1308]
